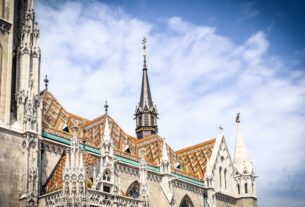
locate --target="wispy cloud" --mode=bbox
[237,2,260,22]
[36,1,305,206]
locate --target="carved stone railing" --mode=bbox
[88,189,140,207]
[44,190,63,207]
[41,189,141,207]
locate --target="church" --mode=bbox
[0,0,258,206]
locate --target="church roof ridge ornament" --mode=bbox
[44,75,49,90]
[104,100,109,115]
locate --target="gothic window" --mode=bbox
[245,183,248,194]
[179,195,194,207]
[219,167,222,188]
[103,169,111,182]
[127,181,140,199]
[144,114,149,126]
[224,168,227,189]
[237,184,240,194]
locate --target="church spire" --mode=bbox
[139,37,153,108]
[233,113,253,174]
[233,113,257,198]
[135,37,158,139]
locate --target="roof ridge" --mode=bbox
[176,138,216,154]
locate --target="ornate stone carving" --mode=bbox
[0,18,12,34]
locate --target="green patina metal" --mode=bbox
[173,173,204,187]
[42,132,203,187]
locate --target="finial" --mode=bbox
[44,75,49,90]
[219,125,223,133]
[104,101,109,115]
[236,113,240,123]
[142,37,147,69]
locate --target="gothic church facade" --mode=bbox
[0,1,257,207]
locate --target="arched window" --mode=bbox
[127,181,140,199]
[179,195,194,207]
[103,169,111,182]
[245,183,248,194]
[237,184,240,194]
[219,167,222,188]
[224,168,227,189]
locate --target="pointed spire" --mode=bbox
[162,138,169,162]
[139,37,153,108]
[103,116,111,143]
[233,113,253,174]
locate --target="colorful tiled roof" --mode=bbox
[41,91,215,192]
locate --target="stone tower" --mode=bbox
[135,37,158,139]
[0,0,41,131]
[0,0,41,206]
[233,113,257,206]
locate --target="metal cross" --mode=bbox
[104,101,109,115]
[219,125,224,133]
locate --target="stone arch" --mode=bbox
[126,180,140,199]
[179,194,194,207]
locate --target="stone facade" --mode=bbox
[0,1,258,207]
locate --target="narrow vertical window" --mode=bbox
[144,114,148,125]
[224,168,227,189]
[151,115,154,126]
[245,183,248,194]
[219,167,222,188]
[237,184,240,194]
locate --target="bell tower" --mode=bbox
[135,37,158,139]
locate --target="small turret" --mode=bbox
[233,113,257,198]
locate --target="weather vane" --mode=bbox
[219,125,223,133]
[236,113,240,123]
[44,75,49,90]
[142,37,147,55]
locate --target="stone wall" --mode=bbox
[0,127,27,207]
[236,197,257,207]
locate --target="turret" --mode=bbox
[135,37,158,139]
[233,113,257,198]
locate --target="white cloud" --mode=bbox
[36,1,305,206]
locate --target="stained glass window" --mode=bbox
[127,182,140,199]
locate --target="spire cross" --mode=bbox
[104,101,109,115]
[219,125,223,133]
[44,75,49,90]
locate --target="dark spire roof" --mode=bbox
[139,37,153,108]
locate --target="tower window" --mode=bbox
[237,184,240,194]
[144,114,149,125]
[138,116,142,126]
[151,115,154,126]
[245,183,248,194]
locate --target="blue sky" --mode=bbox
[36,0,305,206]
